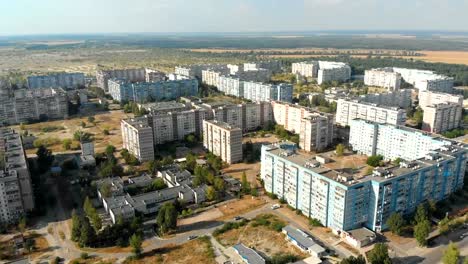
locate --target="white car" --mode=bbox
[271,204,281,210]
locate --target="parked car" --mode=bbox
[271,204,281,210]
[187,235,198,240]
[234,216,244,221]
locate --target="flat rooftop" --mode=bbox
[138,101,187,112]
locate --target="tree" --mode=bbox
[339,255,366,264]
[413,107,424,127]
[18,217,27,234]
[367,155,384,167]
[241,172,251,194]
[156,202,178,234]
[442,242,459,264]
[129,234,142,258]
[71,210,81,242]
[62,139,72,150]
[367,243,392,264]
[105,145,116,156]
[87,116,95,123]
[386,213,405,235]
[81,121,86,128]
[36,145,54,173]
[438,217,450,235]
[414,219,431,247]
[24,238,35,253]
[206,186,217,201]
[79,217,96,247]
[415,204,427,224]
[336,144,345,157]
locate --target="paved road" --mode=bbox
[420,227,468,264]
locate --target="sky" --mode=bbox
[1,0,468,35]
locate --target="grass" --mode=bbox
[122,237,216,264]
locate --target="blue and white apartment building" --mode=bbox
[261,121,466,233]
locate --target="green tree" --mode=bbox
[87,116,95,123]
[414,219,431,247]
[79,217,96,247]
[336,144,345,157]
[105,145,116,156]
[206,186,217,201]
[366,155,384,167]
[156,202,178,234]
[413,107,424,127]
[129,233,142,258]
[339,255,366,264]
[24,238,35,253]
[241,172,251,194]
[71,210,81,242]
[18,217,27,234]
[415,204,427,224]
[62,139,72,150]
[442,242,459,264]
[36,145,54,173]
[438,217,450,235]
[185,153,197,172]
[81,121,86,128]
[386,213,405,235]
[367,243,392,264]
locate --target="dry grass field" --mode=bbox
[123,237,216,264]
[12,110,131,155]
[217,196,266,220]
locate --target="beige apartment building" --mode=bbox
[364,68,402,90]
[422,103,462,133]
[299,114,335,152]
[121,117,155,162]
[203,120,242,164]
[336,99,406,127]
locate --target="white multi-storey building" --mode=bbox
[336,99,406,127]
[96,68,146,92]
[202,70,224,87]
[393,68,454,92]
[422,103,462,133]
[121,117,155,162]
[271,101,313,133]
[364,68,402,90]
[359,89,412,109]
[292,61,319,78]
[218,76,244,97]
[317,61,352,85]
[176,64,228,79]
[150,109,206,145]
[419,90,463,109]
[299,114,335,152]
[243,82,293,103]
[203,120,242,164]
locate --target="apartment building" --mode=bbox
[349,119,449,161]
[243,82,293,103]
[418,91,463,133]
[393,68,454,92]
[108,76,198,103]
[138,101,188,115]
[121,117,155,162]
[419,90,463,108]
[175,64,228,79]
[261,139,466,233]
[203,120,242,164]
[27,72,85,90]
[359,89,412,109]
[145,69,166,82]
[236,68,272,83]
[317,61,352,85]
[364,68,402,90]
[0,129,34,224]
[218,76,244,97]
[0,88,68,125]
[202,70,224,87]
[422,103,462,133]
[248,60,283,73]
[96,68,146,91]
[336,99,406,126]
[299,114,335,152]
[292,61,319,78]
[150,109,206,144]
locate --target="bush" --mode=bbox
[268,253,299,264]
[367,155,384,167]
[213,220,248,236]
[309,218,323,227]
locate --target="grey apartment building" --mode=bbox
[203,120,243,164]
[0,129,34,224]
[96,68,146,91]
[27,72,85,90]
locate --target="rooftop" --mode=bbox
[283,225,325,254]
[232,243,265,264]
[204,119,241,131]
[138,101,187,113]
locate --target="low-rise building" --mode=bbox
[282,225,326,258]
[203,120,242,164]
[232,243,266,264]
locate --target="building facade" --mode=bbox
[317,61,352,85]
[359,89,412,109]
[364,68,402,90]
[203,120,242,164]
[27,73,85,90]
[0,88,68,125]
[422,103,462,133]
[243,82,293,103]
[393,68,454,92]
[292,62,319,78]
[108,77,199,103]
[336,99,406,127]
[96,68,146,91]
[0,129,34,224]
[299,114,335,152]
[121,117,155,162]
[261,139,466,233]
